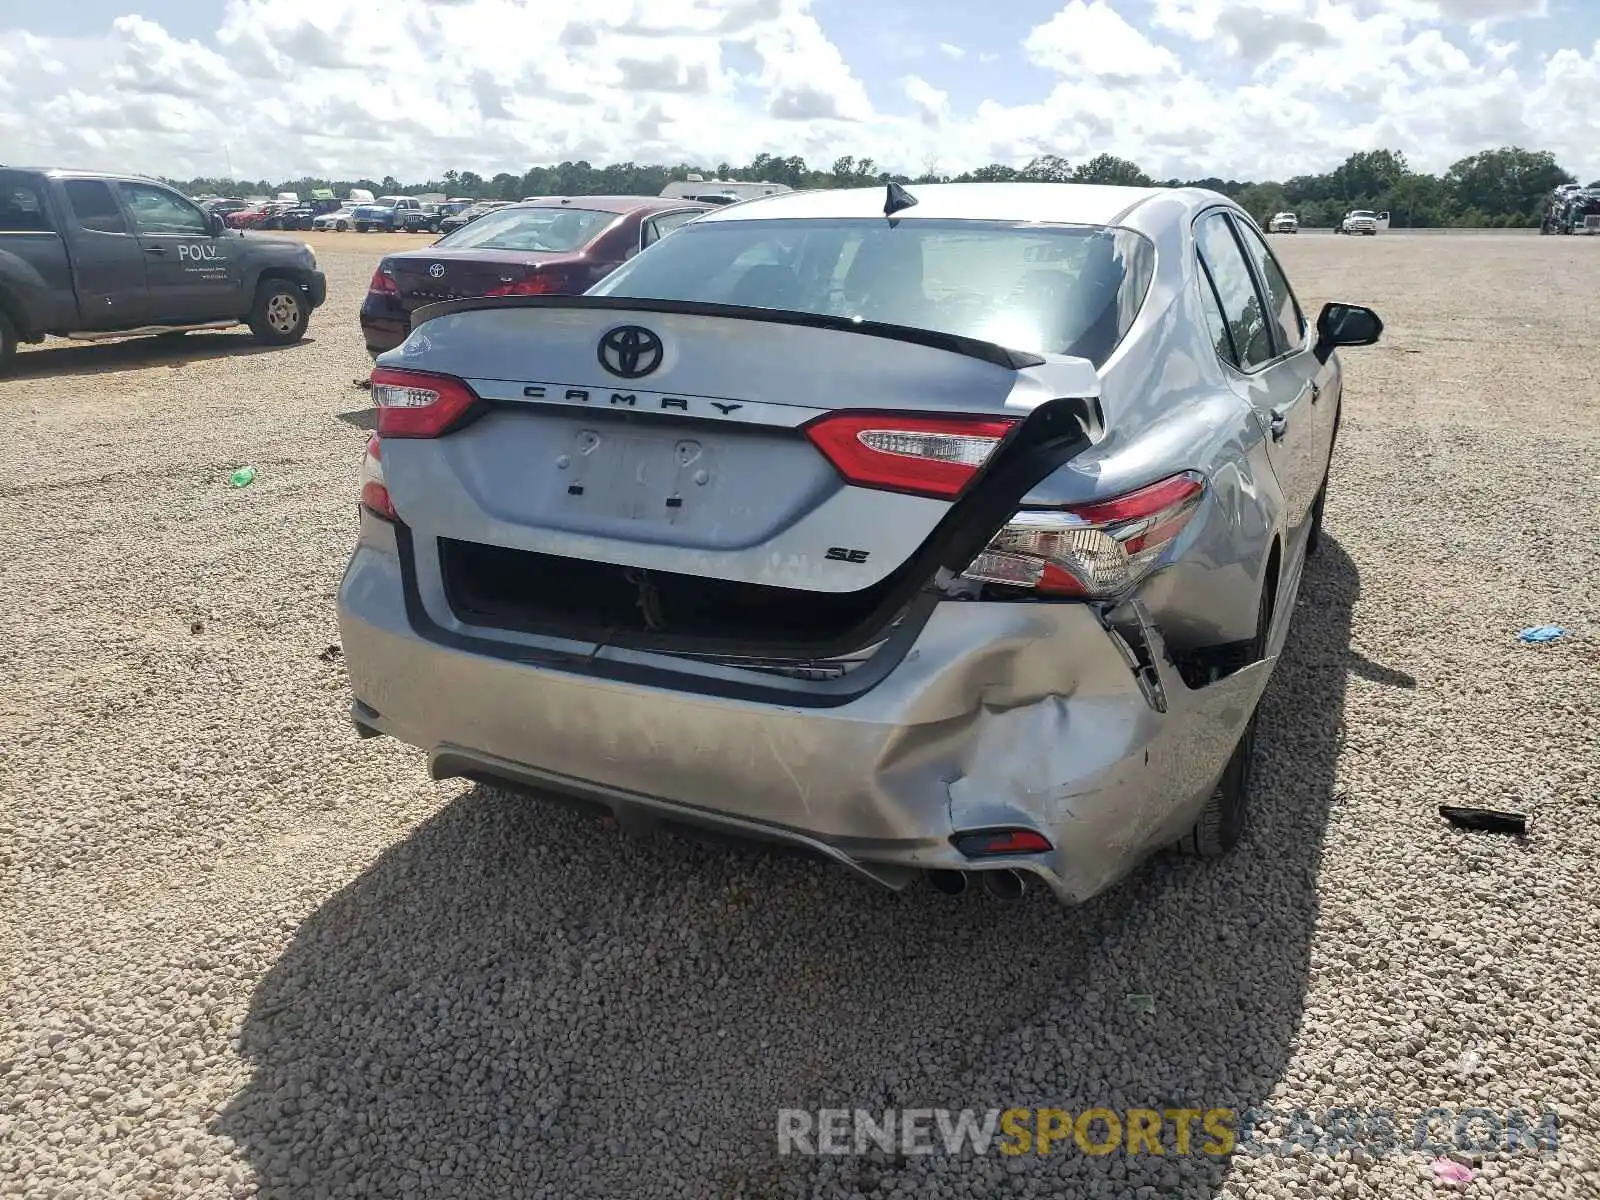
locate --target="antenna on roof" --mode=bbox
[884,180,918,222]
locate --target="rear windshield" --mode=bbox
[436,206,618,253]
[590,217,1156,366]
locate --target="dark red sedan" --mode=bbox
[360,195,713,356]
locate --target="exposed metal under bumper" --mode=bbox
[65,320,239,341]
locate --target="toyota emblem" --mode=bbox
[597,325,665,379]
[428,263,445,278]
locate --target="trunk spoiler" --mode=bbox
[406,294,1050,372]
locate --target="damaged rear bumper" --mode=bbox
[338,536,1274,905]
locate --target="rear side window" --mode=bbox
[64,180,128,235]
[1232,220,1304,348]
[591,217,1157,368]
[642,209,701,248]
[0,173,54,233]
[1194,212,1273,370]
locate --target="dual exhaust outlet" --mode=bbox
[925,867,1026,902]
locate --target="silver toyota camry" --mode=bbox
[337,181,1382,905]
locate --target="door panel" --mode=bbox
[1193,211,1319,535]
[1229,215,1327,521]
[59,178,151,328]
[116,183,242,321]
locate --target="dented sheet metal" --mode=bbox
[343,535,1278,906]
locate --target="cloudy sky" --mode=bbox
[0,0,1596,184]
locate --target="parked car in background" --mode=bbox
[353,196,422,233]
[1267,212,1298,234]
[0,166,327,373]
[276,197,344,230]
[338,181,1383,906]
[399,205,444,234]
[201,199,252,220]
[1336,210,1389,235]
[438,200,512,235]
[659,175,792,203]
[225,203,285,230]
[359,195,710,356]
[312,204,359,232]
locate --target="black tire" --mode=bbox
[1180,582,1272,858]
[1305,477,1327,558]
[247,280,310,346]
[0,310,17,376]
[355,223,368,233]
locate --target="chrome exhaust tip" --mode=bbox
[926,869,969,896]
[981,869,1026,901]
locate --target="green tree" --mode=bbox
[1444,147,1574,226]
[1071,153,1151,186]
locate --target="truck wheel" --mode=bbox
[355,223,368,233]
[1179,582,1271,859]
[248,280,310,346]
[0,311,17,375]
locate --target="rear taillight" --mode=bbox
[367,262,398,296]
[482,270,569,297]
[360,434,397,521]
[962,472,1205,598]
[369,368,481,438]
[804,412,1018,500]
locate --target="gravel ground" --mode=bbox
[2,232,1597,1200]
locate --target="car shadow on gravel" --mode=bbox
[9,332,310,379]
[218,538,1368,1200]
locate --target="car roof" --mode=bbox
[10,167,167,186]
[508,195,713,215]
[696,181,1176,227]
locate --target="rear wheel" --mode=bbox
[247,280,310,345]
[1180,582,1271,859]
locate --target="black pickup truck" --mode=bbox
[0,167,328,373]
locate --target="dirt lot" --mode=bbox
[2,234,1597,1199]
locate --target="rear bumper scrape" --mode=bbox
[340,530,1274,904]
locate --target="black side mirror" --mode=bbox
[1314,302,1382,361]
[208,211,226,236]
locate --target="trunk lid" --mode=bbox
[390,250,586,312]
[378,297,1101,652]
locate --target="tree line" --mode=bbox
[167,145,1593,229]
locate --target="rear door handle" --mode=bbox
[144,246,167,255]
[1269,410,1288,441]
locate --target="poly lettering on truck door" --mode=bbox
[115,182,239,321]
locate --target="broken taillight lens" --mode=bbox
[369,367,481,438]
[963,472,1205,599]
[359,433,397,521]
[804,412,1018,499]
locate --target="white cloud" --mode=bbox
[0,0,1595,186]
[902,75,950,128]
[1026,1,1182,81]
